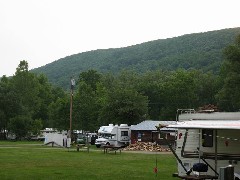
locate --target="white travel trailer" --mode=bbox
[95,124,130,148]
[163,111,240,179]
[43,128,71,148]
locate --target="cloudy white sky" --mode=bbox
[0,0,239,77]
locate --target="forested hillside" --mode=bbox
[32,27,240,89]
[1,34,240,139]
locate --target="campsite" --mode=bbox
[1,2,240,179]
[0,141,176,180]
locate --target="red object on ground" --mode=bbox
[154,167,158,173]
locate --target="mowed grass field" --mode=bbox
[0,141,177,180]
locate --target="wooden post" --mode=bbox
[69,88,73,139]
[69,78,75,140]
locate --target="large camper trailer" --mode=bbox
[163,111,240,179]
[95,124,130,148]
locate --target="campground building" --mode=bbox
[130,120,176,145]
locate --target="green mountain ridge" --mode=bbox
[32,27,240,88]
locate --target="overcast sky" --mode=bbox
[0,0,240,77]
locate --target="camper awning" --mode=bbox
[167,120,240,130]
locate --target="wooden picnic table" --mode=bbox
[76,144,89,152]
[102,145,122,154]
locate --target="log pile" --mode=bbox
[198,104,219,112]
[122,142,171,152]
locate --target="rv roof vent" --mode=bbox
[109,124,114,126]
[120,124,128,127]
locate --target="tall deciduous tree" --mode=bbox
[98,73,149,125]
[78,69,102,91]
[160,69,198,120]
[8,115,32,139]
[33,74,54,127]
[7,61,50,138]
[12,60,40,115]
[0,75,22,139]
[48,96,69,130]
[216,34,240,111]
[74,82,98,131]
[136,70,168,120]
[195,71,219,106]
[73,70,102,131]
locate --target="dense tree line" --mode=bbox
[0,35,240,140]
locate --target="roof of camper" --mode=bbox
[98,125,115,133]
[167,120,240,130]
[131,120,176,131]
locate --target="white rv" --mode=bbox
[95,124,130,148]
[163,111,240,179]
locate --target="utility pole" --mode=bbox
[69,78,75,140]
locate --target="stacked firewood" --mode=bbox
[198,104,219,112]
[122,142,171,152]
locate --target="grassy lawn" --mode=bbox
[0,141,177,180]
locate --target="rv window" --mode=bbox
[158,133,163,139]
[100,133,111,139]
[121,131,128,136]
[202,129,213,147]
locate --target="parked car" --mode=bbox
[76,133,86,144]
[77,133,98,145]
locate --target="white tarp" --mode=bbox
[44,130,71,147]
